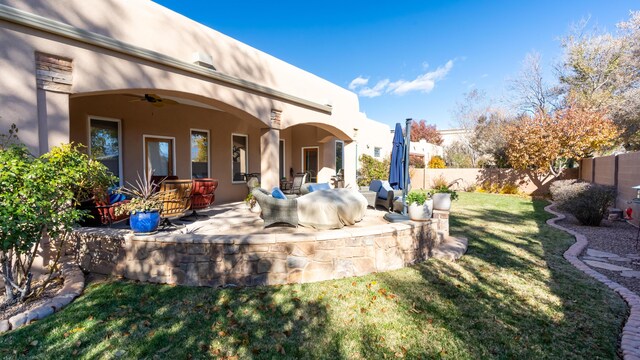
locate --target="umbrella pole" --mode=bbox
[403,118,412,216]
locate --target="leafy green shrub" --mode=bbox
[406,190,428,205]
[358,154,389,187]
[1,133,114,303]
[553,182,617,226]
[428,155,446,169]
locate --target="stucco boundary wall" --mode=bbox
[410,168,578,196]
[580,151,640,226]
[69,215,447,287]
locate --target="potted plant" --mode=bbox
[245,181,261,213]
[405,190,433,221]
[429,186,458,211]
[115,171,169,234]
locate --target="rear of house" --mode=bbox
[0,0,392,203]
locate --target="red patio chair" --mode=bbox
[185,178,219,219]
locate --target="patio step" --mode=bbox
[431,236,468,261]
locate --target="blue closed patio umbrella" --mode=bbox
[389,123,406,191]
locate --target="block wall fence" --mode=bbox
[580,151,640,225]
[410,168,578,196]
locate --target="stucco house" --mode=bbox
[0,0,393,203]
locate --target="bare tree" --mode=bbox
[450,89,490,167]
[508,51,559,115]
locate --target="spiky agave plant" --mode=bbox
[114,169,174,216]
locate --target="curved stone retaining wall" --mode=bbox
[72,218,443,287]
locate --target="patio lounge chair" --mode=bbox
[368,179,397,211]
[283,172,307,195]
[158,179,193,227]
[184,178,218,219]
[251,187,299,227]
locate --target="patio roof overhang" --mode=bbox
[0,4,333,115]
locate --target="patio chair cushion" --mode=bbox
[377,181,394,200]
[190,178,218,210]
[271,187,287,200]
[369,179,383,193]
[308,183,331,192]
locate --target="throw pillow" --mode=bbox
[309,183,331,192]
[378,181,394,200]
[271,187,287,199]
[369,179,383,193]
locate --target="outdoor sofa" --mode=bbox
[252,187,367,229]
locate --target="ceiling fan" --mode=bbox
[127,94,179,107]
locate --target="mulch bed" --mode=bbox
[0,277,64,322]
[557,212,640,295]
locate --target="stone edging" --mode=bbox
[0,262,84,334]
[544,204,640,359]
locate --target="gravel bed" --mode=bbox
[557,211,640,295]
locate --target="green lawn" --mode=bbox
[0,192,627,359]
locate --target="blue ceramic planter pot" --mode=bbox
[129,210,160,234]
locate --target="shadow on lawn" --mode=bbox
[0,195,626,359]
[0,281,332,359]
[374,195,626,359]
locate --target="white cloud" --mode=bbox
[348,76,369,90]
[480,73,489,78]
[387,60,454,95]
[354,79,390,98]
[348,60,454,98]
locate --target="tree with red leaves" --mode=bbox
[410,120,443,145]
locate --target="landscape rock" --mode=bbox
[0,320,10,333]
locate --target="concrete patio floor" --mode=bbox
[105,201,394,237]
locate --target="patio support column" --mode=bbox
[35,52,72,154]
[260,127,280,191]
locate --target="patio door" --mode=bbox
[144,136,174,177]
[302,147,318,182]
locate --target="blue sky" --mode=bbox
[154,0,637,130]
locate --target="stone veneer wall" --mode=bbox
[71,214,448,287]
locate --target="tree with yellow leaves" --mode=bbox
[506,100,619,178]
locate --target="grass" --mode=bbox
[0,192,627,359]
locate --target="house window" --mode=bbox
[374,147,381,158]
[144,136,175,177]
[335,140,344,172]
[232,134,248,183]
[89,117,122,184]
[191,129,209,178]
